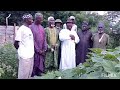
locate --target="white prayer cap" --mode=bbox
[48,16,54,21]
[70,16,75,20]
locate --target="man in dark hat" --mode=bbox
[76,21,93,66]
[92,22,109,50]
[63,16,77,32]
[59,19,79,70]
[55,19,62,33]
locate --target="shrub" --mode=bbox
[0,43,18,79]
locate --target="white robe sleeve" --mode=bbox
[59,29,71,41]
[74,31,80,44]
[15,28,22,42]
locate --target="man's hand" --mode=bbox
[51,45,55,49]
[70,34,75,40]
[39,50,46,56]
[39,50,43,54]
[14,41,19,49]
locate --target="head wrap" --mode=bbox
[22,14,33,20]
[98,22,105,28]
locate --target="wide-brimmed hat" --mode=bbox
[55,19,62,23]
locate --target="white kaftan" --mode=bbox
[59,29,80,70]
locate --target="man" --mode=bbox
[59,19,79,70]
[63,16,77,32]
[55,19,62,33]
[30,13,47,77]
[55,19,62,68]
[92,22,109,50]
[45,16,59,70]
[76,21,93,65]
[14,14,34,79]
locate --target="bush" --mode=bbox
[0,43,18,79]
[35,47,120,79]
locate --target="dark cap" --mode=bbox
[66,18,73,23]
[82,21,89,25]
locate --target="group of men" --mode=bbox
[14,12,109,79]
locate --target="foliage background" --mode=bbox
[0,11,120,79]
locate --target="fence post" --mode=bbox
[5,26,7,43]
[13,23,16,42]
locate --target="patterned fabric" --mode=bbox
[45,27,59,69]
[49,28,57,45]
[22,14,33,20]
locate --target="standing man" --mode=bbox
[45,16,59,70]
[92,22,109,50]
[59,19,79,70]
[63,16,77,32]
[55,19,63,68]
[76,21,93,65]
[14,14,34,79]
[55,19,62,33]
[30,13,47,77]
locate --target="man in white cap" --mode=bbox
[45,16,59,71]
[63,16,77,32]
[14,13,34,79]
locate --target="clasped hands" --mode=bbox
[39,50,46,56]
[69,34,75,40]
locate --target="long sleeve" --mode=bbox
[89,32,93,48]
[59,29,71,41]
[30,25,40,53]
[15,27,22,42]
[74,31,80,44]
[45,28,51,49]
[43,30,48,51]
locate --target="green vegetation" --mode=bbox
[0,43,18,79]
[0,11,120,79]
[35,48,120,79]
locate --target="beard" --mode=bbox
[98,30,104,34]
[50,24,55,27]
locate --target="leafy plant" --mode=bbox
[35,47,120,79]
[0,43,18,79]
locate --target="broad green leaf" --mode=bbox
[115,63,120,68]
[91,57,103,63]
[117,56,120,61]
[102,60,117,73]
